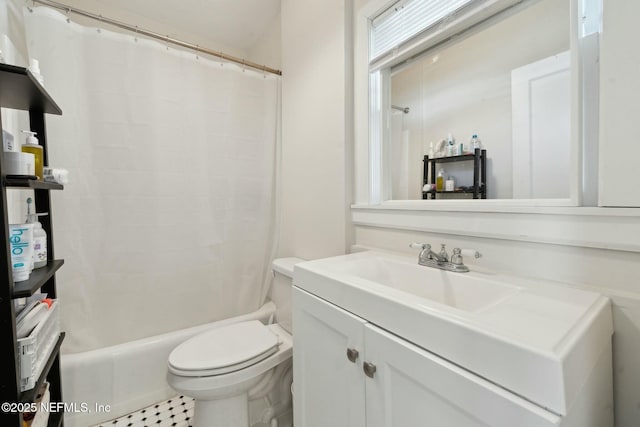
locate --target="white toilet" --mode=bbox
[167,258,303,427]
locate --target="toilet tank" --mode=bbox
[271,258,305,334]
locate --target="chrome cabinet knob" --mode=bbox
[346,348,359,363]
[363,361,377,378]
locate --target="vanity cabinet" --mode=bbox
[292,286,366,427]
[293,287,568,427]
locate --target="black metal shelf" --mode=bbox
[423,149,487,200]
[0,64,61,114]
[3,176,64,190]
[47,411,63,427]
[12,260,65,299]
[426,153,477,164]
[0,62,65,427]
[19,332,65,403]
[424,189,483,194]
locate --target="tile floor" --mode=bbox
[93,395,194,427]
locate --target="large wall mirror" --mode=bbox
[365,0,598,204]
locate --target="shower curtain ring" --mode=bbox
[195,45,199,60]
[66,7,71,23]
[134,25,138,42]
[165,35,170,50]
[97,14,102,33]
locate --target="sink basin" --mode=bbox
[331,255,518,312]
[293,250,612,417]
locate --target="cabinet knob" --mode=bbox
[363,361,377,378]
[346,348,359,363]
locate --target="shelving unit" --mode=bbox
[422,148,487,199]
[0,64,65,426]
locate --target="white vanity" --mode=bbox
[292,250,613,427]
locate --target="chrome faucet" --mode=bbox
[410,243,481,273]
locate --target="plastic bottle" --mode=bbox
[8,223,34,282]
[470,134,482,152]
[21,131,43,180]
[28,58,44,86]
[445,176,455,191]
[446,134,455,156]
[26,198,47,269]
[436,168,446,191]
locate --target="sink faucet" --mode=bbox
[413,243,447,264]
[410,243,481,273]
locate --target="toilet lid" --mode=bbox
[168,320,279,376]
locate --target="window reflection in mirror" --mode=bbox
[387,0,570,200]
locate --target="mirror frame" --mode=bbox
[353,0,594,211]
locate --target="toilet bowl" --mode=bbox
[166,257,303,427]
[167,321,292,426]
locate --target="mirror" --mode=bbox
[384,0,571,200]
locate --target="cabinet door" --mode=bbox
[363,324,561,427]
[292,287,367,427]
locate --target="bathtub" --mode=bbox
[62,302,278,427]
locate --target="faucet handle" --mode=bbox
[439,244,449,261]
[458,249,482,259]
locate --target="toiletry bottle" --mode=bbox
[445,176,455,191]
[8,223,34,282]
[28,59,44,86]
[26,198,47,269]
[21,131,43,180]
[446,134,455,156]
[470,134,482,152]
[2,129,14,152]
[436,168,445,191]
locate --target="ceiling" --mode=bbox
[56,0,281,53]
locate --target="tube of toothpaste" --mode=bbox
[9,223,34,282]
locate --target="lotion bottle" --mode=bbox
[21,131,43,180]
[26,198,47,269]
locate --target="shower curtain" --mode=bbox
[23,7,280,353]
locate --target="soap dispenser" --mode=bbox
[21,131,43,180]
[26,197,47,269]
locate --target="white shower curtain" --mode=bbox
[23,7,280,353]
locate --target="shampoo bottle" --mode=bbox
[21,131,43,180]
[26,198,47,269]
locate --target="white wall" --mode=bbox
[279,0,351,259]
[247,12,282,70]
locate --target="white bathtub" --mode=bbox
[61,302,277,427]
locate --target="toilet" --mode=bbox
[167,257,303,427]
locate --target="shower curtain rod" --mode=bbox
[29,0,283,76]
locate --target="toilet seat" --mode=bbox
[168,320,280,377]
